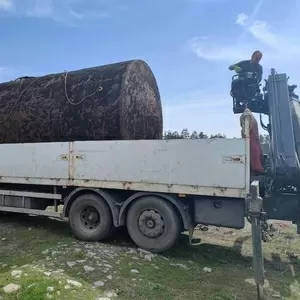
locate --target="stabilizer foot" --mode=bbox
[188,227,201,246]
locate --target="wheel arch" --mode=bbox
[63,188,119,227]
[119,192,191,230]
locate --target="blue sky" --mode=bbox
[0,0,299,137]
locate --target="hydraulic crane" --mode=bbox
[231,68,300,299]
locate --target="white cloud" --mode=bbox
[0,0,122,24]
[246,21,300,57]
[189,12,300,66]
[236,13,248,25]
[0,0,14,11]
[188,36,252,62]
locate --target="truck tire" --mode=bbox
[68,194,113,242]
[126,196,181,253]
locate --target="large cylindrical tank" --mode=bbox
[0,59,163,143]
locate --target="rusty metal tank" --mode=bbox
[0,59,163,143]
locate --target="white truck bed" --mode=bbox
[0,138,250,198]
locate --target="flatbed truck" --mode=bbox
[0,131,252,253]
[3,66,300,299]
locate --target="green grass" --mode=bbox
[114,254,256,300]
[1,215,300,300]
[0,269,99,300]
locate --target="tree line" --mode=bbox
[163,128,269,143]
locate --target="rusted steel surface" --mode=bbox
[0,59,163,143]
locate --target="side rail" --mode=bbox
[247,180,265,300]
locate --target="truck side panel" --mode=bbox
[0,142,69,179]
[0,139,248,198]
[73,139,247,197]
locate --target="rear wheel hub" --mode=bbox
[138,209,165,238]
[80,206,100,230]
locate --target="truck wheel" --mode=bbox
[68,194,112,242]
[126,196,181,253]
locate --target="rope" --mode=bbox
[0,69,105,125]
[0,77,41,125]
[63,70,103,106]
